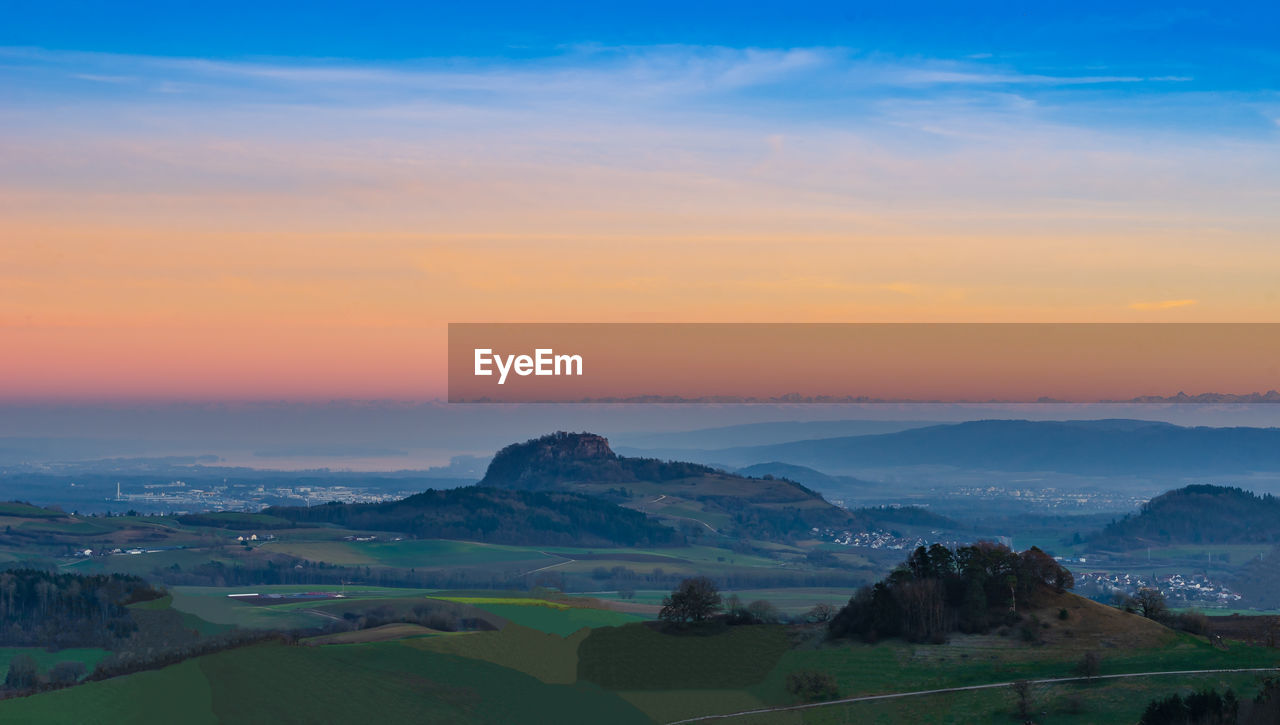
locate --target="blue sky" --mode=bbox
[4,1,1276,70]
[4,2,1278,136]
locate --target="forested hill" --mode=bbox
[1090,485,1280,549]
[264,486,682,548]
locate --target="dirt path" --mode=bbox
[520,553,575,576]
[666,667,1280,723]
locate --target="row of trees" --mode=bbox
[3,656,86,694]
[828,542,1075,643]
[145,554,865,593]
[656,577,836,628]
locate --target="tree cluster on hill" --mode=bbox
[1092,485,1280,549]
[265,486,682,547]
[480,432,723,489]
[1114,587,1212,635]
[0,570,164,649]
[1139,687,1240,725]
[1231,546,1280,609]
[828,542,1074,643]
[658,576,723,624]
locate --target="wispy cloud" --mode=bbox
[1129,299,1199,310]
[0,44,1207,112]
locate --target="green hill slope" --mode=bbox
[265,486,682,548]
[0,642,649,725]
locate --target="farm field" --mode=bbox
[473,603,647,636]
[4,596,1279,725]
[587,587,853,616]
[0,642,651,725]
[167,585,440,629]
[732,672,1277,725]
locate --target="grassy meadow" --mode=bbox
[2,589,1279,724]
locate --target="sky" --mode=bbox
[3,2,1279,401]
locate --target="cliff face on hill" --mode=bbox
[480,432,720,490]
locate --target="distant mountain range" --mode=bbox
[1110,391,1280,404]
[632,419,1280,475]
[611,419,938,450]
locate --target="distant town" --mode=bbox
[106,480,415,514]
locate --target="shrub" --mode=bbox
[48,661,87,685]
[1174,610,1210,636]
[1139,688,1238,725]
[786,670,839,702]
[806,603,835,623]
[3,654,40,691]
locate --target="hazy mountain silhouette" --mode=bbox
[694,419,1280,474]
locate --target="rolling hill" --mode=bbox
[733,462,879,492]
[1090,484,1280,550]
[265,486,682,548]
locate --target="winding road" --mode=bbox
[666,667,1280,723]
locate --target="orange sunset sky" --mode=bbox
[3,22,1279,401]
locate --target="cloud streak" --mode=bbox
[1129,299,1199,311]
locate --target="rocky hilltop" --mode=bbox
[480,432,719,490]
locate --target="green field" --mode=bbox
[579,624,793,690]
[470,603,647,636]
[733,672,1278,725]
[0,503,67,518]
[167,585,438,629]
[0,642,651,725]
[3,601,1280,724]
[587,587,852,615]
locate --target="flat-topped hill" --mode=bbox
[480,432,854,539]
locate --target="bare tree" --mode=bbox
[659,576,722,624]
[1075,651,1101,679]
[1132,588,1169,623]
[806,602,835,623]
[1010,680,1035,721]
